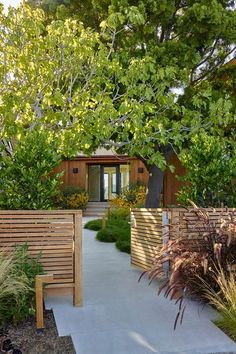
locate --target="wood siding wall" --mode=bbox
[56,154,185,206]
[0,210,82,303]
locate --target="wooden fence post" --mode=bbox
[74,212,82,307]
[162,210,170,277]
[35,274,54,330]
[102,216,106,229]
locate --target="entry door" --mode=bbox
[101,165,119,201]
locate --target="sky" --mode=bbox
[2,0,22,9]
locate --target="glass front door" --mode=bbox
[102,166,119,201]
[88,164,130,201]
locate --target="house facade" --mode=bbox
[55,148,185,206]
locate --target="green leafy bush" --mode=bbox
[55,186,89,210]
[110,183,146,209]
[84,219,102,231]
[108,207,130,220]
[96,228,117,242]
[0,244,44,325]
[115,229,131,253]
[177,133,236,207]
[0,130,62,210]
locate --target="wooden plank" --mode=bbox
[35,274,54,329]
[0,223,74,228]
[131,230,163,238]
[0,218,73,223]
[0,210,82,215]
[131,256,152,270]
[74,213,82,307]
[132,240,162,248]
[131,240,157,252]
[132,249,156,261]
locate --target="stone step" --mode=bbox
[84,202,109,217]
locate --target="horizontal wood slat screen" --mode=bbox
[131,207,235,271]
[168,208,235,247]
[131,208,164,270]
[0,210,82,306]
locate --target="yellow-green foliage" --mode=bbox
[111,184,146,209]
[0,252,29,300]
[0,250,31,324]
[204,268,236,340]
[56,186,89,210]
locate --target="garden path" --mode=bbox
[46,217,236,354]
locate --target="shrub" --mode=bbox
[0,244,44,325]
[96,228,117,242]
[56,186,89,210]
[108,207,130,220]
[203,267,236,341]
[144,205,236,328]
[177,133,236,207]
[111,183,146,209]
[84,219,102,231]
[89,207,131,253]
[0,130,62,210]
[115,229,131,253]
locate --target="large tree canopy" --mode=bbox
[2,2,236,206]
[95,0,236,206]
[0,4,113,156]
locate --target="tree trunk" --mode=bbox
[145,164,165,208]
[143,145,174,208]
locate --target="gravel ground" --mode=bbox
[4,310,75,354]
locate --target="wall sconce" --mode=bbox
[138,167,144,173]
[72,168,79,174]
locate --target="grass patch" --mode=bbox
[96,228,117,242]
[115,229,131,253]
[84,219,102,231]
[85,208,131,254]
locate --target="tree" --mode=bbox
[27,0,109,28]
[2,3,236,207]
[34,0,236,207]
[0,4,112,156]
[177,132,236,207]
[0,3,117,208]
[0,130,62,209]
[98,1,236,206]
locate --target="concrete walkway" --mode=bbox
[46,217,236,354]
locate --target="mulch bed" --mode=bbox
[3,310,75,354]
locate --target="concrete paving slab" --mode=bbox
[46,217,236,354]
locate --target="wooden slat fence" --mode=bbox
[131,208,164,270]
[131,208,235,271]
[0,210,82,306]
[168,208,235,248]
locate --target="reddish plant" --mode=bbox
[143,205,236,328]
